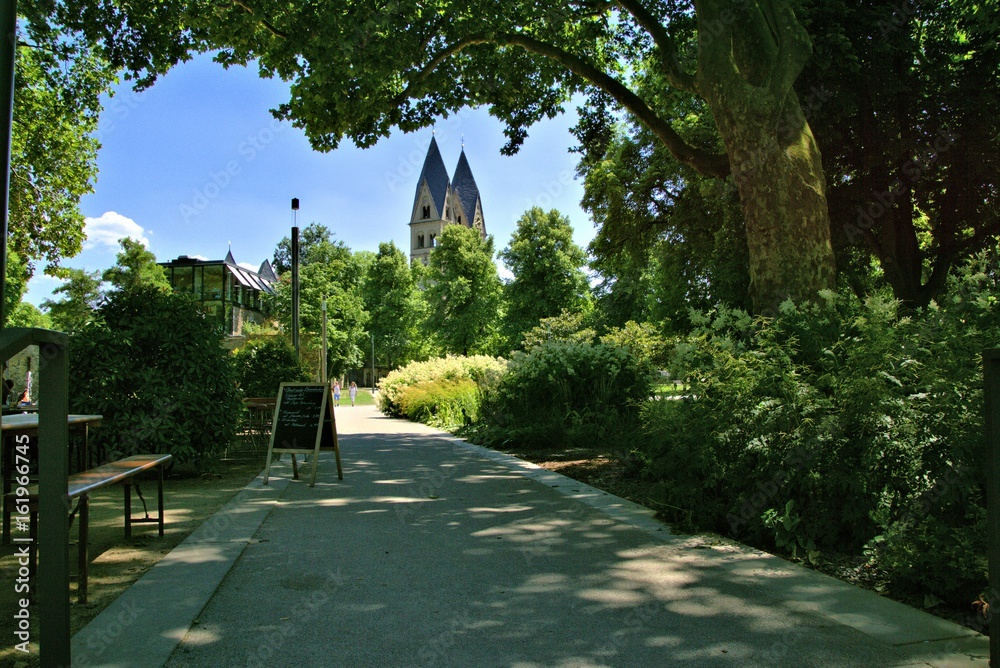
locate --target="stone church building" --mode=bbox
[409,136,486,263]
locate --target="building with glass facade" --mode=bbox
[160,250,278,338]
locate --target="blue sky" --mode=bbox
[24,52,595,307]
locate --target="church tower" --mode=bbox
[409,137,486,263]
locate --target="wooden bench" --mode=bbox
[4,453,172,603]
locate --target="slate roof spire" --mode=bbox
[412,136,452,220]
[451,148,484,234]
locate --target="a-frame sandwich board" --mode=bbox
[263,382,342,487]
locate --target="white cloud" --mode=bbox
[191,255,209,261]
[237,262,258,272]
[83,212,150,249]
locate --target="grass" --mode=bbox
[340,388,375,406]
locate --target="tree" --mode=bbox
[362,242,426,369]
[68,285,242,465]
[500,208,590,350]
[269,230,369,376]
[102,237,170,293]
[575,2,999,310]
[51,0,836,312]
[41,268,104,333]
[272,223,337,274]
[576,100,752,330]
[7,302,52,329]
[424,225,502,356]
[795,1,1000,308]
[10,20,112,276]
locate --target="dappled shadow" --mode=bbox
[153,427,928,668]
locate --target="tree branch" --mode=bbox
[614,0,696,92]
[759,0,811,105]
[228,0,288,39]
[504,32,729,176]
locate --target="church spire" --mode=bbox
[451,148,485,236]
[412,135,451,222]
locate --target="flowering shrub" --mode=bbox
[377,355,505,420]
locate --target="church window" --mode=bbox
[417,234,425,248]
[457,215,462,224]
[429,233,436,247]
[422,205,430,219]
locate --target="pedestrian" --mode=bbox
[333,381,341,407]
[349,381,358,406]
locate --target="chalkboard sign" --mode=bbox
[263,383,342,487]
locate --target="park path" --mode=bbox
[74,404,987,667]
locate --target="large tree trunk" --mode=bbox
[711,92,836,313]
[693,0,836,313]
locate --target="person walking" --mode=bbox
[349,381,358,406]
[333,381,341,407]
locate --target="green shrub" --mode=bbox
[398,379,480,429]
[640,246,1000,606]
[474,340,654,449]
[377,355,505,418]
[231,337,310,398]
[69,286,243,466]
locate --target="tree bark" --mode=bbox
[693,0,836,313]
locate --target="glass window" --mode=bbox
[422,205,430,219]
[173,267,194,294]
[193,267,203,299]
[429,233,436,247]
[203,265,224,300]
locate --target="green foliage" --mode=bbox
[9,28,111,274]
[41,268,104,333]
[519,309,597,351]
[269,227,369,375]
[398,379,480,430]
[68,285,243,465]
[102,237,170,293]
[7,302,52,330]
[362,241,427,368]
[423,225,503,356]
[474,340,653,449]
[231,337,310,399]
[640,249,1000,605]
[500,207,590,351]
[377,355,506,420]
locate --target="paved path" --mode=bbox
[73,405,988,667]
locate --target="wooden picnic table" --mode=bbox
[1,414,103,543]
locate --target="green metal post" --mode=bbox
[0,0,18,330]
[986,349,1000,666]
[38,337,70,667]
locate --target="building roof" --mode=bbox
[258,259,278,282]
[412,136,451,219]
[451,148,484,233]
[161,253,276,295]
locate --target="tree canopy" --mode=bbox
[102,237,171,293]
[46,0,844,312]
[362,241,426,368]
[500,207,590,350]
[41,267,104,334]
[424,225,502,356]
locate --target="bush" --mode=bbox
[231,337,310,398]
[69,286,244,466]
[397,379,480,429]
[641,248,1000,606]
[377,355,505,418]
[473,340,654,449]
